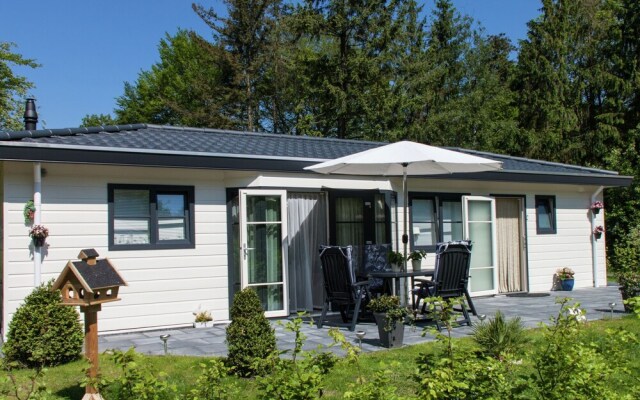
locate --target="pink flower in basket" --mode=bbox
[590,201,604,210]
[593,226,605,235]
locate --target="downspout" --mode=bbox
[33,163,41,286]
[591,186,604,288]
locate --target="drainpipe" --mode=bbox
[33,163,42,286]
[591,186,604,288]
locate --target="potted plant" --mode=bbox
[593,225,605,239]
[407,250,427,271]
[556,267,575,291]
[618,271,640,312]
[29,224,49,247]
[367,295,410,348]
[387,251,405,272]
[23,200,35,224]
[193,310,213,328]
[590,201,604,215]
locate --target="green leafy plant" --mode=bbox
[387,251,405,265]
[188,358,237,400]
[3,281,83,368]
[623,296,640,318]
[23,200,35,224]
[472,311,528,359]
[0,358,50,400]
[618,271,640,311]
[368,295,410,332]
[225,288,276,377]
[528,298,613,400]
[407,250,427,261]
[105,347,176,400]
[256,314,335,399]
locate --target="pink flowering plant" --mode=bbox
[28,224,49,240]
[590,201,604,210]
[593,226,605,235]
[556,267,575,280]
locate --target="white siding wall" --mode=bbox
[2,162,229,335]
[389,178,607,293]
[1,163,609,336]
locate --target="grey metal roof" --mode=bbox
[0,124,632,186]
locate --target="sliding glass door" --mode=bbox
[239,190,288,317]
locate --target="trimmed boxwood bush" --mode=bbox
[225,288,276,377]
[3,281,84,368]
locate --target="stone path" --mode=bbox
[98,286,626,357]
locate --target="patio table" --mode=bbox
[369,270,434,308]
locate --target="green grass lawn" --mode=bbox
[3,317,640,399]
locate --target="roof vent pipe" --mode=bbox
[24,98,38,130]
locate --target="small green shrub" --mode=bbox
[368,295,411,331]
[188,358,237,400]
[472,311,528,359]
[3,281,83,368]
[225,288,276,377]
[105,347,176,400]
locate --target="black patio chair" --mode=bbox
[317,245,372,331]
[412,241,475,327]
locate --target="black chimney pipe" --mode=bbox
[24,98,38,130]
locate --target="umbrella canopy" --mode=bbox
[305,140,502,273]
[305,141,502,176]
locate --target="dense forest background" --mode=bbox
[3,0,640,272]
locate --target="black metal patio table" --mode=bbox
[369,270,435,308]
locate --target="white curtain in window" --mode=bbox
[496,198,522,293]
[287,193,327,311]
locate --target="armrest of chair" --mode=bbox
[413,278,435,287]
[353,280,372,287]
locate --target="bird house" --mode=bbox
[52,249,127,307]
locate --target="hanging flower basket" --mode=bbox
[590,201,604,215]
[23,200,36,224]
[29,224,49,247]
[593,225,605,240]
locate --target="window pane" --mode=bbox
[442,200,462,221]
[413,222,436,246]
[114,218,150,244]
[336,198,363,222]
[158,218,186,240]
[158,194,185,217]
[442,222,463,241]
[536,200,553,230]
[247,196,281,222]
[374,194,386,221]
[468,201,491,221]
[114,190,149,217]
[412,199,434,222]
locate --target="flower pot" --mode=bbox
[560,279,574,291]
[391,263,401,272]
[594,232,602,240]
[592,208,600,215]
[32,237,46,247]
[412,259,422,272]
[193,321,212,328]
[373,312,404,348]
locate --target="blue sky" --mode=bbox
[1,0,541,129]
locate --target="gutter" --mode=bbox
[591,186,605,287]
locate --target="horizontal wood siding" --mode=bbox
[2,162,229,335]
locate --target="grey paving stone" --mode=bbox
[97,286,624,356]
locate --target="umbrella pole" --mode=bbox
[402,164,408,267]
[402,163,409,305]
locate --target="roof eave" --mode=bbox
[0,143,632,187]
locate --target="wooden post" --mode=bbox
[81,304,103,400]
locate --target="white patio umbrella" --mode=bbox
[304,140,502,269]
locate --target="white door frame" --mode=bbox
[462,195,498,296]
[239,189,289,317]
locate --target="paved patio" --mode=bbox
[98,285,626,357]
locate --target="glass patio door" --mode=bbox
[462,196,498,296]
[239,189,288,317]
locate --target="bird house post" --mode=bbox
[52,249,127,400]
